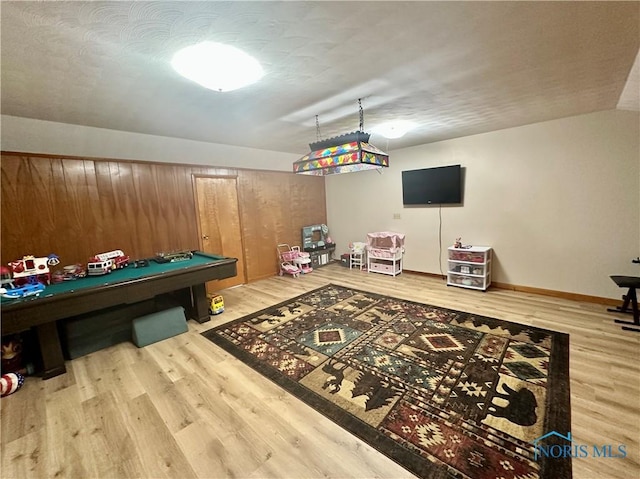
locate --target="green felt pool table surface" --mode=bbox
[0,251,238,379]
[1,252,228,303]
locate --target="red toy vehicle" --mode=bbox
[87,250,130,276]
[62,263,87,281]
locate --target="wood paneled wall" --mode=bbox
[0,153,326,282]
[238,171,327,279]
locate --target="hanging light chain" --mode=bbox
[358,98,364,131]
[315,115,322,141]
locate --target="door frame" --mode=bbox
[192,174,248,286]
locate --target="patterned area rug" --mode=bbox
[202,284,571,478]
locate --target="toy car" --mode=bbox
[0,283,45,299]
[62,264,87,281]
[209,295,224,315]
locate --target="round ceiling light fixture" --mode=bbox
[171,41,264,92]
[374,120,417,139]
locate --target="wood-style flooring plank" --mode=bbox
[0,429,48,479]
[81,390,146,479]
[43,385,99,479]
[119,393,198,478]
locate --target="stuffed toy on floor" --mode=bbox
[1,334,33,397]
[1,372,25,397]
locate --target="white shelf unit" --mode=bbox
[368,249,403,276]
[447,246,492,291]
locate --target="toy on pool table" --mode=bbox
[0,266,14,290]
[87,250,130,276]
[4,254,59,287]
[52,263,87,282]
[209,294,224,315]
[0,282,45,299]
[133,259,150,268]
[154,250,194,263]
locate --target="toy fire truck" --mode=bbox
[87,250,130,276]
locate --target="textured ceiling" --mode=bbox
[1,1,639,156]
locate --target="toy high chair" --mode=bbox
[349,242,366,270]
[291,246,312,274]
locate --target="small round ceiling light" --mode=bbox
[171,41,264,92]
[374,120,417,139]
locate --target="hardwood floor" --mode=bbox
[2,264,639,479]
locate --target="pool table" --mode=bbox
[1,251,237,378]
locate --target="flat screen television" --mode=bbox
[402,164,462,205]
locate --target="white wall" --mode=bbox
[326,110,640,300]
[0,115,298,171]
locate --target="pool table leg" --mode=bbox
[191,283,211,323]
[36,322,66,379]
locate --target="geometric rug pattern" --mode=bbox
[203,284,571,478]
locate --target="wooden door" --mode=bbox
[194,176,246,294]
